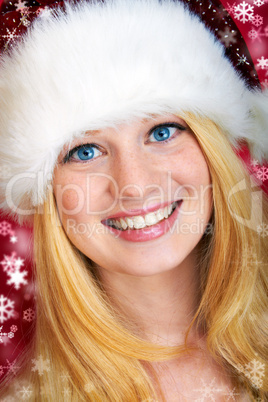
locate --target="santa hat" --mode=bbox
[0,0,267,222]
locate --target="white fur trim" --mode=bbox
[0,0,267,222]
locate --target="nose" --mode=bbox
[109,149,162,204]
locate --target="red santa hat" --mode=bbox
[0,0,267,222]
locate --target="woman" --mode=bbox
[0,0,267,400]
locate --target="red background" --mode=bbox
[0,0,267,386]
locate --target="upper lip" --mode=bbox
[103,200,181,220]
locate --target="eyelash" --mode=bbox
[63,122,186,163]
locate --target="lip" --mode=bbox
[103,200,180,220]
[102,200,182,242]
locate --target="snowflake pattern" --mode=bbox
[238,357,266,388]
[224,387,240,400]
[14,0,28,12]
[0,221,13,236]
[234,1,254,23]
[241,247,263,276]
[0,252,18,273]
[2,28,20,48]
[226,2,238,15]
[256,166,268,181]
[17,384,33,400]
[0,325,17,343]
[0,252,25,276]
[6,264,28,290]
[252,14,264,27]
[254,0,265,6]
[248,27,260,40]
[62,387,72,396]
[31,354,51,376]
[257,56,268,69]
[194,378,223,401]
[236,53,250,65]
[9,235,18,244]
[0,359,20,378]
[257,223,268,237]
[60,372,71,383]
[0,295,15,324]
[218,27,237,46]
[23,308,35,322]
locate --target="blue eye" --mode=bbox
[64,144,102,163]
[149,124,185,143]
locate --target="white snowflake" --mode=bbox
[0,252,18,273]
[0,325,17,343]
[2,28,20,48]
[0,221,13,236]
[6,265,28,290]
[253,0,264,6]
[252,14,263,27]
[236,53,250,65]
[60,372,71,383]
[14,256,24,269]
[23,308,35,322]
[2,359,20,376]
[62,387,72,396]
[234,1,254,23]
[248,28,260,40]
[226,2,237,15]
[14,0,28,11]
[0,165,11,180]
[244,358,265,388]
[18,385,33,400]
[250,158,259,169]
[241,248,262,276]
[224,387,240,400]
[218,27,237,46]
[256,166,268,181]
[257,56,268,69]
[9,235,18,244]
[194,378,222,401]
[257,223,268,237]
[0,295,15,324]
[31,354,51,376]
[0,253,24,274]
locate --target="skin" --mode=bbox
[53,114,237,399]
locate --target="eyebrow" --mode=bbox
[83,114,175,138]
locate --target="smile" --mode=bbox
[105,201,177,231]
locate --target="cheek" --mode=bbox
[168,148,212,217]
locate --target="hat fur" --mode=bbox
[0,0,267,222]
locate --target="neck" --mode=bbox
[95,251,202,346]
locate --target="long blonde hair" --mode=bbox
[1,115,267,401]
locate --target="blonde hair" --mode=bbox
[1,115,267,401]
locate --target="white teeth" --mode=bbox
[156,209,164,221]
[125,217,134,229]
[133,216,146,229]
[119,218,128,230]
[145,212,158,226]
[107,201,178,230]
[164,207,168,219]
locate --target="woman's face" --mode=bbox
[53,115,213,276]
